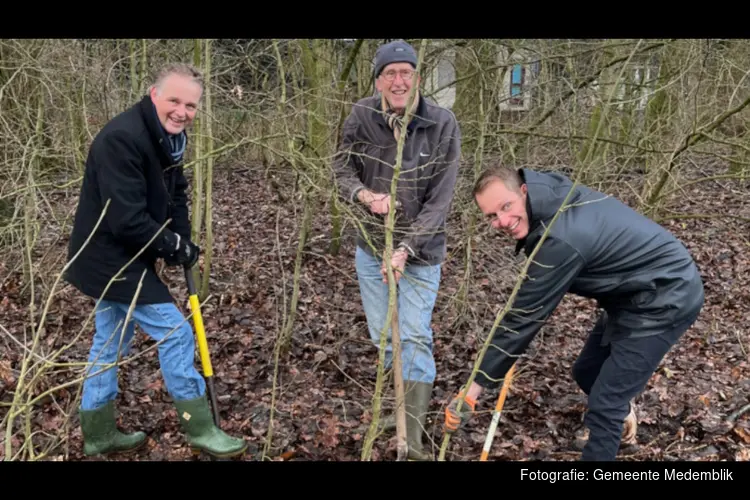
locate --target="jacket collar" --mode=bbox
[514,192,534,256]
[137,94,188,168]
[514,168,580,255]
[374,93,436,133]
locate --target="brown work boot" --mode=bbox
[573,427,589,451]
[621,401,637,445]
[574,400,638,450]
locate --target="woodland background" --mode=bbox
[0,38,748,461]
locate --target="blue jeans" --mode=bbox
[80,300,206,411]
[355,246,441,384]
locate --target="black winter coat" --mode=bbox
[64,95,192,304]
[475,168,704,389]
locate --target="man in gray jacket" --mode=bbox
[443,165,704,461]
[333,40,461,460]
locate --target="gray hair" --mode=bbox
[152,63,203,92]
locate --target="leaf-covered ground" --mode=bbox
[1,163,748,461]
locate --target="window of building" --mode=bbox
[510,63,525,105]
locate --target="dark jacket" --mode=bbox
[332,94,461,265]
[475,168,704,389]
[64,95,192,304]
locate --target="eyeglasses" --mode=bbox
[380,69,416,82]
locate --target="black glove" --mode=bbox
[165,234,200,268]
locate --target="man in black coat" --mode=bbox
[442,165,704,461]
[65,63,246,459]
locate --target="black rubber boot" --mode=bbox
[79,401,147,456]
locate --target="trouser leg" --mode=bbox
[572,312,610,395]
[581,311,701,461]
[127,302,206,401]
[395,259,440,385]
[354,246,440,384]
[355,246,394,371]
[130,302,246,457]
[79,300,144,456]
[81,300,136,411]
[354,246,441,459]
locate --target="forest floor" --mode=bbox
[1,161,749,461]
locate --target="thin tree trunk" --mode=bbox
[200,39,214,299]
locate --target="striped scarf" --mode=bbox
[169,131,187,163]
[150,101,187,164]
[381,91,420,142]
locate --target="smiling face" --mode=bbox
[375,62,419,112]
[149,73,202,135]
[475,177,530,240]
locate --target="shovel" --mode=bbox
[184,266,220,429]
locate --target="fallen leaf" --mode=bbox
[732,426,750,444]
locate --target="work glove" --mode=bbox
[444,391,476,434]
[165,234,200,268]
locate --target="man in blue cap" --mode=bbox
[333,39,462,460]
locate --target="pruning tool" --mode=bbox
[479,362,516,461]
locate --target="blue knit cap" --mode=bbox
[374,40,417,79]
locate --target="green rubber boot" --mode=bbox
[79,401,147,456]
[174,395,248,459]
[375,382,433,459]
[377,413,397,433]
[404,381,433,461]
[375,372,397,433]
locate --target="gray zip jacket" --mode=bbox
[475,168,705,389]
[332,94,461,265]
